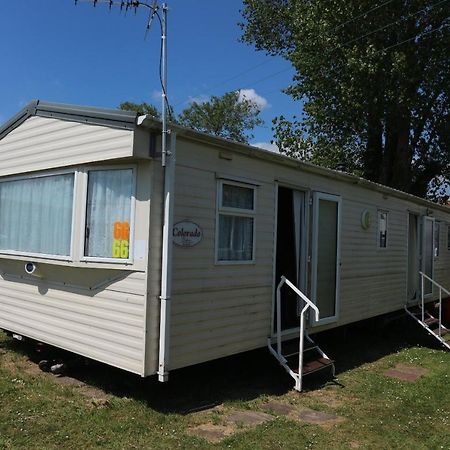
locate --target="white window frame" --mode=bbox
[310,192,342,326]
[422,215,435,298]
[0,165,136,265]
[79,165,137,265]
[0,168,77,262]
[434,221,440,258]
[377,210,389,249]
[215,179,256,265]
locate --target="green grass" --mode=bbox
[0,317,449,449]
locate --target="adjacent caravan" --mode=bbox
[0,101,449,391]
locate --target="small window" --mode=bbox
[217,181,255,262]
[0,173,74,257]
[434,222,440,257]
[378,211,388,248]
[84,169,134,260]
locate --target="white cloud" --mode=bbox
[151,90,162,101]
[253,142,279,153]
[238,89,269,110]
[187,94,210,105]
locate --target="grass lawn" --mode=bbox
[0,315,449,449]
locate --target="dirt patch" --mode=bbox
[261,400,345,427]
[0,353,20,374]
[295,408,346,426]
[187,423,235,443]
[261,400,298,416]
[187,408,274,443]
[54,376,110,403]
[304,387,349,409]
[384,364,429,382]
[6,355,111,404]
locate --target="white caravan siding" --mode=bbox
[0,118,153,376]
[0,262,147,374]
[168,136,450,371]
[432,212,450,290]
[0,116,134,176]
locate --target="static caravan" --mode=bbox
[0,101,449,391]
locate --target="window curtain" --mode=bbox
[85,169,133,258]
[0,174,74,256]
[222,184,254,209]
[218,215,253,261]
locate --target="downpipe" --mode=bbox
[157,131,176,382]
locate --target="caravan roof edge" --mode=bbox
[0,100,139,140]
[138,115,450,215]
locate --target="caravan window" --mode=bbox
[84,169,134,260]
[378,210,388,248]
[217,181,255,262]
[0,173,74,258]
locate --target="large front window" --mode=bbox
[0,166,135,264]
[0,173,74,257]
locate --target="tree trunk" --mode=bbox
[382,106,413,192]
[364,105,383,182]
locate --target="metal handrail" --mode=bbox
[276,275,320,391]
[419,271,450,338]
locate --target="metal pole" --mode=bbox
[421,273,425,323]
[161,2,168,167]
[276,280,282,356]
[439,288,442,337]
[297,309,305,392]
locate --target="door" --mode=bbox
[421,216,435,297]
[274,186,307,331]
[311,193,341,325]
[407,213,420,301]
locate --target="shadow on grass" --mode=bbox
[0,311,444,414]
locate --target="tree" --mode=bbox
[119,101,160,118]
[240,1,450,199]
[178,91,263,143]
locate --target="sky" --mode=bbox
[0,0,300,150]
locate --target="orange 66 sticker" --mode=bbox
[112,221,130,259]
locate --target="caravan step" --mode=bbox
[431,326,449,337]
[277,338,317,358]
[405,304,450,351]
[284,346,320,359]
[292,357,334,376]
[303,357,335,376]
[424,317,439,326]
[410,309,433,319]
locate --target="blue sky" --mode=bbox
[0,0,299,149]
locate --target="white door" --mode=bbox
[311,193,341,325]
[421,216,435,297]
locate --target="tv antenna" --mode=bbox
[74,0,170,167]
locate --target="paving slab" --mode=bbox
[384,364,429,382]
[261,400,345,426]
[225,410,274,427]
